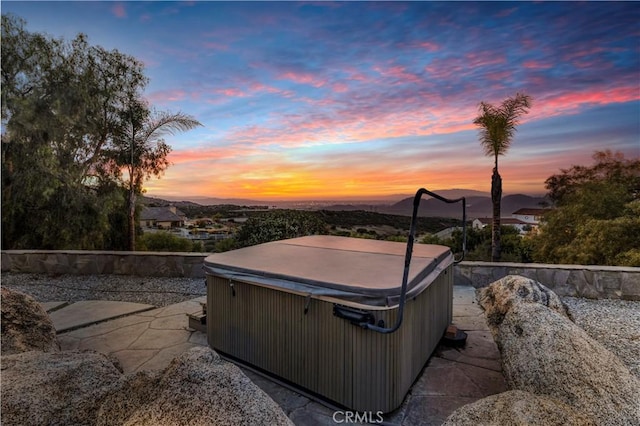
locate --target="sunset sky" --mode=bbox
[4,1,639,201]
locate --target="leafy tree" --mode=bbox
[1,14,196,250]
[532,151,640,266]
[235,210,327,247]
[2,15,145,249]
[473,92,532,261]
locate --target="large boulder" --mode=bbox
[495,303,640,424]
[477,276,640,425]
[476,275,568,331]
[1,350,123,426]
[442,390,595,426]
[1,347,293,426]
[1,287,60,355]
[97,346,293,426]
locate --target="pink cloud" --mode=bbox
[331,82,349,93]
[111,2,126,19]
[495,7,517,18]
[520,38,539,51]
[216,88,248,97]
[561,46,606,62]
[464,51,506,68]
[533,86,640,119]
[485,70,512,81]
[523,60,552,70]
[249,82,295,97]
[344,67,373,82]
[402,40,440,52]
[145,89,188,104]
[278,71,327,88]
[168,145,261,165]
[299,97,339,108]
[202,41,229,51]
[219,96,478,152]
[418,41,440,52]
[374,65,423,85]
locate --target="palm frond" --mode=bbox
[473,93,532,160]
[141,111,202,143]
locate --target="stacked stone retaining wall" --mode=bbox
[1,250,208,279]
[2,251,638,300]
[455,261,639,301]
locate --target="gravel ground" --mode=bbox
[1,273,206,307]
[562,296,640,378]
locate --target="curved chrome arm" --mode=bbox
[363,188,467,334]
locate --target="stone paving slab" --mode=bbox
[41,301,69,313]
[53,288,504,425]
[57,297,206,373]
[48,300,157,333]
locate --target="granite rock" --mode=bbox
[1,287,60,355]
[442,390,596,426]
[493,302,640,425]
[97,346,293,426]
[0,350,123,426]
[476,275,568,331]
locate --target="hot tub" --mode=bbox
[203,235,454,413]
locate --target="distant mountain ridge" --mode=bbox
[383,193,549,218]
[145,188,494,208]
[151,196,272,206]
[144,190,549,219]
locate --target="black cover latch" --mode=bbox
[333,305,375,327]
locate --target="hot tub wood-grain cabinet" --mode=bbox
[204,235,453,413]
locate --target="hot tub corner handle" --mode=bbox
[364,187,466,334]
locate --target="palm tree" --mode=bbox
[123,108,202,250]
[473,92,532,261]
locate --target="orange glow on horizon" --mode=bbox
[144,156,546,201]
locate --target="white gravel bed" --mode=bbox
[562,296,640,378]
[1,273,206,307]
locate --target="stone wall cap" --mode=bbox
[1,250,209,257]
[457,261,639,272]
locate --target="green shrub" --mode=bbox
[136,232,202,252]
[235,210,326,248]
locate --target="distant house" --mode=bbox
[472,217,530,234]
[511,208,550,225]
[140,206,186,229]
[473,207,552,235]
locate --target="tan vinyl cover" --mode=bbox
[203,235,452,306]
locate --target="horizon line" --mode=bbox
[144,190,549,204]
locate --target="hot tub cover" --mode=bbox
[203,235,453,307]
